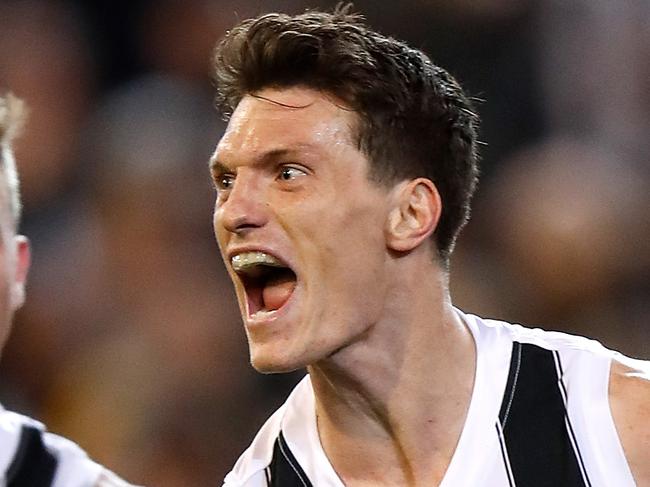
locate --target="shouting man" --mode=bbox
[209,7,650,486]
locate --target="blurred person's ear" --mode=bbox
[10,235,30,310]
[385,178,441,253]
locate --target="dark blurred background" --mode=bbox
[0,0,648,484]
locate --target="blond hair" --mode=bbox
[0,93,25,225]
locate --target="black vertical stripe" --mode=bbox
[267,431,312,487]
[497,342,586,487]
[6,425,57,487]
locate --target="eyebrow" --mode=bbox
[209,145,319,173]
[208,159,229,177]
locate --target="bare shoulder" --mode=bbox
[609,355,650,485]
[94,468,141,487]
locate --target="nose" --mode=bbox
[216,172,268,236]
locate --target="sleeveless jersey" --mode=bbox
[223,310,637,486]
[0,406,106,487]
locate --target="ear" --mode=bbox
[385,178,441,253]
[10,235,31,311]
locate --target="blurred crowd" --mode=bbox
[0,0,647,484]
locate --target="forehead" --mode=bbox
[215,87,357,162]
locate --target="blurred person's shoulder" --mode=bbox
[0,405,137,487]
[609,353,650,485]
[223,375,312,487]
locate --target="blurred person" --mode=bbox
[464,138,650,357]
[0,94,135,487]
[209,7,650,486]
[492,141,648,303]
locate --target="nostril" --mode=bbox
[233,222,261,235]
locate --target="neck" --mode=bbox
[308,260,476,486]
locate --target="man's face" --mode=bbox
[211,87,393,372]
[0,153,30,350]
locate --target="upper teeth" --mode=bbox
[231,252,284,272]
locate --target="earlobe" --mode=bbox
[385,178,441,253]
[10,235,31,311]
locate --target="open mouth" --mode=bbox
[231,251,297,319]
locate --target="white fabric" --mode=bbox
[0,406,103,487]
[223,310,637,486]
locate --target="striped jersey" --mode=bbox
[0,406,132,487]
[223,310,637,486]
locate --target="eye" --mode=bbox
[278,165,308,182]
[214,173,235,191]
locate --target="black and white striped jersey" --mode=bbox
[0,406,132,487]
[223,310,638,486]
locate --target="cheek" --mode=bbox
[212,210,219,236]
[212,213,227,248]
[297,203,387,293]
[330,201,387,258]
[295,193,385,259]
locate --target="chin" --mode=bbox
[249,347,307,374]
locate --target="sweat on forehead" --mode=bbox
[219,88,357,150]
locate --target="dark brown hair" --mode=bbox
[212,5,480,263]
